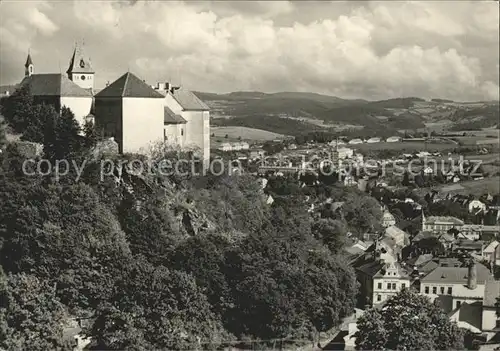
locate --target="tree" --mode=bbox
[0,271,72,351]
[22,103,59,143]
[171,234,233,318]
[83,118,102,149]
[355,289,464,350]
[342,192,383,236]
[417,236,445,255]
[353,309,387,350]
[402,171,411,186]
[0,182,132,312]
[0,114,7,150]
[88,258,229,350]
[311,218,347,253]
[43,106,83,162]
[0,84,34,132]
[223,217,357,342]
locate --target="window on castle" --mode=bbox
[456,301,461,309]
[432,287,437,294]
[424,286,429,294]
[440,287,445,294]
[448,287,452,295]
[377,295,381,302]
[181,129,184,136]
[392,283,396,290]
[377,283,382,289]
[387,283,391,290]
[402,283,406,289]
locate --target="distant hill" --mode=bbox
[195,91,433,136]
[431,98,454,103]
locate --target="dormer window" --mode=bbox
[80,59,85,68]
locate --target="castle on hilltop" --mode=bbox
[14,42,210,167]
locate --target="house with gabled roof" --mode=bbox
[94,72,165,154]
[353,239,411,306]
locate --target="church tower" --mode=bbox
[67,41,94,92]
[25,51,34,77]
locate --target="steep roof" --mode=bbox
[25,53,33,67]
[20,74,92,97]
[67,43,94,74]
[171,90,209,111]
[95,72,164,98]
[164,106,187,124]
[421,263,491,284]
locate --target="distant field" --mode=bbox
[438,176,500,195]
[352,141,457,152]
[211,126,289,141]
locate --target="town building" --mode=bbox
[420,261,492,312]
[483,241,500,266]
[386,136,401,143]
[366,137,381,143]
[422,214,464,234]
[353,239,411,306]
[382,210,396,228]
[348,138,363,145]
[470,199,487,213]
[482,280,500,332]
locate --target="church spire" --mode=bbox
[25,50,34,77]
[67,40,95,92]
[67,40,94,75]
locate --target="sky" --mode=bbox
[0,0,499,101]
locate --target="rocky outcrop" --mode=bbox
[90,137,119,159]
[9,140,43,158]
[178,207,215,236]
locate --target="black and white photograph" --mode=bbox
[0,0,499,350]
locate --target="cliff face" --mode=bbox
[101,158,217,237]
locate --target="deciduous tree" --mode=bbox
[355,289,464,350]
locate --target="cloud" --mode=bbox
[0,0,498,101]
[28,7,59,36]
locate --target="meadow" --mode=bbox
[211,126,290,143]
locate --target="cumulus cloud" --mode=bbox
[0,0,498,101]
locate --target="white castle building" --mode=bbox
[14,42,210,166]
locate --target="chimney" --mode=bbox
[166,82,171,92]
[467,260,477,289]
[157,82,165,91]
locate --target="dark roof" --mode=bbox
[95,72,164,98]
[67,44,94,74]
[25,53,33,67]
[453,240,485,250]
[421,263,491,284]
[356,260,384,277]
[20,74,92,97]
[172,90,209,110]
[164,106,187,124]
[484,280,500,307]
